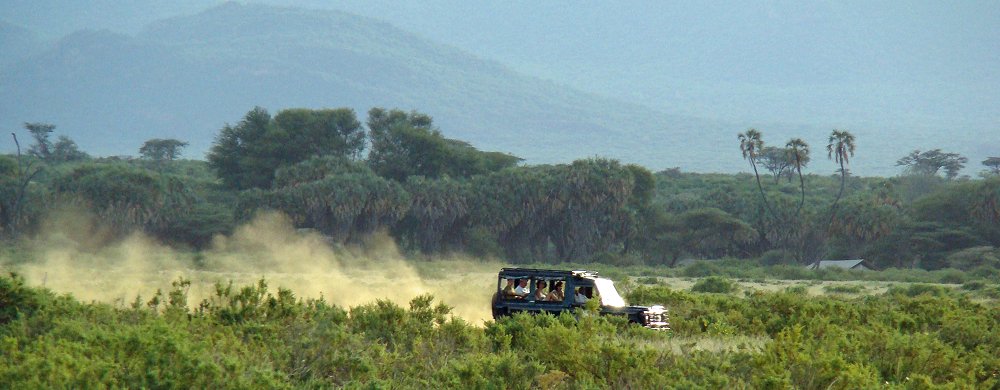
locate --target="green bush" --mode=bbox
[935,268,968,284]
[757,249,795,266]
[823,284,865,294]
[682,261,722,277]
[961,280,987,291]
[691,276,736,294]
[2,273,999,388]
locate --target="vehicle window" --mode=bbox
[573,284,594,305]
[499,276,530,300]
[543,279,567,303]
[532,279,547,301]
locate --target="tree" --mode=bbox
[398,176,471,252]
[983,157,1000,176]
[738,129,776,222]
[49,136,88,162]
[677,207,757,259]
[786,138,810,215]
[52,164,193,237]
[366,108,520,181]
[757,146,793,184]
[635,207,685,266]
[208,107,366,190]
[207,107,274,189]
[140,139,188,162]
[24,122,55,160]
[826,129,856,224]
[272,108,365,161]
[239,165,410,244]
[896,149,968,179]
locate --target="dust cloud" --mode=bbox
[2,210,503,325]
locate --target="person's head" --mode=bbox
[554,281,563,289]
[518,279,528,287]
[506,279,515,287]
[536,280,546,289]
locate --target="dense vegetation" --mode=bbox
[2,272,998,388]
[2,105,1000,388]
[3,107,999,273]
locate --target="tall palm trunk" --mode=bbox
[751,159,776,222]
[829,162,847,225]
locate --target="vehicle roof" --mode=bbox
[498,267,599,279]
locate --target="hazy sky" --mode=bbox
[3,1,997,175]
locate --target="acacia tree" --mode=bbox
[896,149,968,179]
[1,134,43,238]
[758,146,793,183]
[983,157,1000,176]
[786,138,810,215]
[24,122,55,160]
[826,129,856,224]
[140,139,188,162]
[738,129,776,222]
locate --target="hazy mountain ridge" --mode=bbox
[2,3,735,171]
[0,20,43,68]
[1,2,995,175]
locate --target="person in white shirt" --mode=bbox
[575,287,589,304]
[513,279,530,298]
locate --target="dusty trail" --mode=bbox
[4,212,501,325]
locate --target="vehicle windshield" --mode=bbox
[594,278,626,307]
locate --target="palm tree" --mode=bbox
[786,138,810,215]
[738,129,775,221]
[826,129,856,224]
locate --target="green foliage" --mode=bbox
[3,273,1000,388]
[239,166,410,243]
[681,261,723,277]
[691,276,736,294]
[139,138,188,162]
[897,149,969,179]
[52,163,193,236]
[207,107,366,190]
[822,284,865,294]
[366,108,520,182]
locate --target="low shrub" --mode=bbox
[691,276,736,294]
[823,284,865,294]
[682,261,722,278]
[960,280,987,291]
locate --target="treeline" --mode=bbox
[2,273,997,388]
[2,107,999,270]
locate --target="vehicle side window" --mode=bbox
[573,285,594,305]
[541,279,566,303]
[500,276,532,300]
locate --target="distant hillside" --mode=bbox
[0,20,42,68]
[2,2,997,176]
[0,3,738,171]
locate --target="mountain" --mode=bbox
[0,20,42,68]
[0,3,735,171]
[2,2,995,175]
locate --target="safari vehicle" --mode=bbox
[491,268,669,330]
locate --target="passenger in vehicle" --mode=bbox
[534,280,548,301]
[502,279,517,299]
[514,279,530,298]
[546,281,564,301]
[575,287,589,304]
